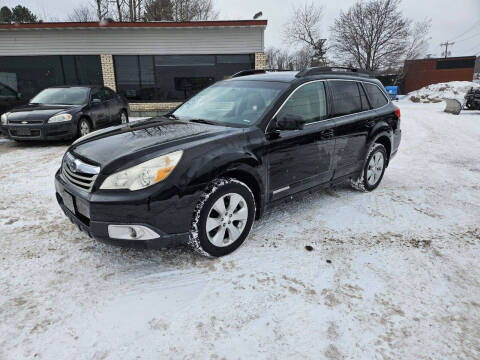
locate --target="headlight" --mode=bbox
[100,150,183,191]
[0,112,9,125]
[48,113,72,123]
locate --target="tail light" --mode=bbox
[394,107,401,119]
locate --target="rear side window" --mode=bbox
[329,80,362,116]
[364,83,389,109]
[103,87,116,100]
[277,81,327,124]
[358,83,370,111]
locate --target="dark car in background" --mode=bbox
[55,67,402,257]
[0,85,129,141]
[0,81,26,115]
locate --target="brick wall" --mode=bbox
[255,52,267,70]
[129,102,182,112]
[100,54,117,91]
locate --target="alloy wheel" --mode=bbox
[206,193,249,247]
[79,121,91,137]
[121,112,128,124]
[366,152,384,186]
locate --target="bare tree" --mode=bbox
[171,0,218,21]
[68,5,96,22]
[266,47,298,70]
[293,46,315,70]
[330,0,430,71]
[405,19,431,60]
[92,0,109,20]
[283,2,327,66]
[144,0,173,21]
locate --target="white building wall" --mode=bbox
[0,27,265,56]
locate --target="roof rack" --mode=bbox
[231,69,295,78]
[296,67,373,78]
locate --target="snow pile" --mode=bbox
[408,81,480,103]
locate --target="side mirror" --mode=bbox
[276,114,305,131]
[91,98,102,105]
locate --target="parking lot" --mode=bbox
[1,101,480,359]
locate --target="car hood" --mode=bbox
[71,118,242,167]
[7,104,79,121]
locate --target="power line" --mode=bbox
[464,42,480,54]
[455,31,480,44]
[449,20,480,42]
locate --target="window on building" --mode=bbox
[436,58,476,70]
[0,83,16,97]
[329,81,363,116]
[364,83,388,109]
[114,54,255,102]
[0,55,102,99]
[277,81,327,124]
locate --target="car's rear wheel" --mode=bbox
[78,118,92,137]
[120,110,128,124]
[351,143,387,192]
[189,178,256,257]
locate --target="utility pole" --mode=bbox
[440,41,455,58]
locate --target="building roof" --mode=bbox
[0,20,267,31]
[405,56,477,63]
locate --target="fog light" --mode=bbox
[108,225,160,240]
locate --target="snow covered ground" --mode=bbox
[408,81,480,103]
[1,102,480,359]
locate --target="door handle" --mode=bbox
[320,129,334,139]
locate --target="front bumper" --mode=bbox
[54,169,194,249]
[1,122,75,141]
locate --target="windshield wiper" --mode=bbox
[167,114,179,120]
[188,118,218,125]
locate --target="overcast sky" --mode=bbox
[4,0,480,57]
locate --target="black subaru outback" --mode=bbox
[55,67,402,257]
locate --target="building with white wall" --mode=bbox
[0,20,267,115]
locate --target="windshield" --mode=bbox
[30,87,89,105]
[172,80,287,126]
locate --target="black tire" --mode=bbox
[189,178,256,257]
[120,110,129,124]
[465,101,473,110]
[78,118,92,138]
[351,143,387,192]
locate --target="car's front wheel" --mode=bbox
[351,143,387,192]
[189,178,256,257]
[78,118,92,138]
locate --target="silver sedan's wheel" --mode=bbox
[120,111,128,124]
[206,193,249,247]
[79,120,91,137]
[366,152,384,186]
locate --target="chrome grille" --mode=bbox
[62,152,100,192]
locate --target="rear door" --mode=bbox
[102,87,122,124]
[328,80,372,179]
[89,88,110,128]
[267,81,335,200]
